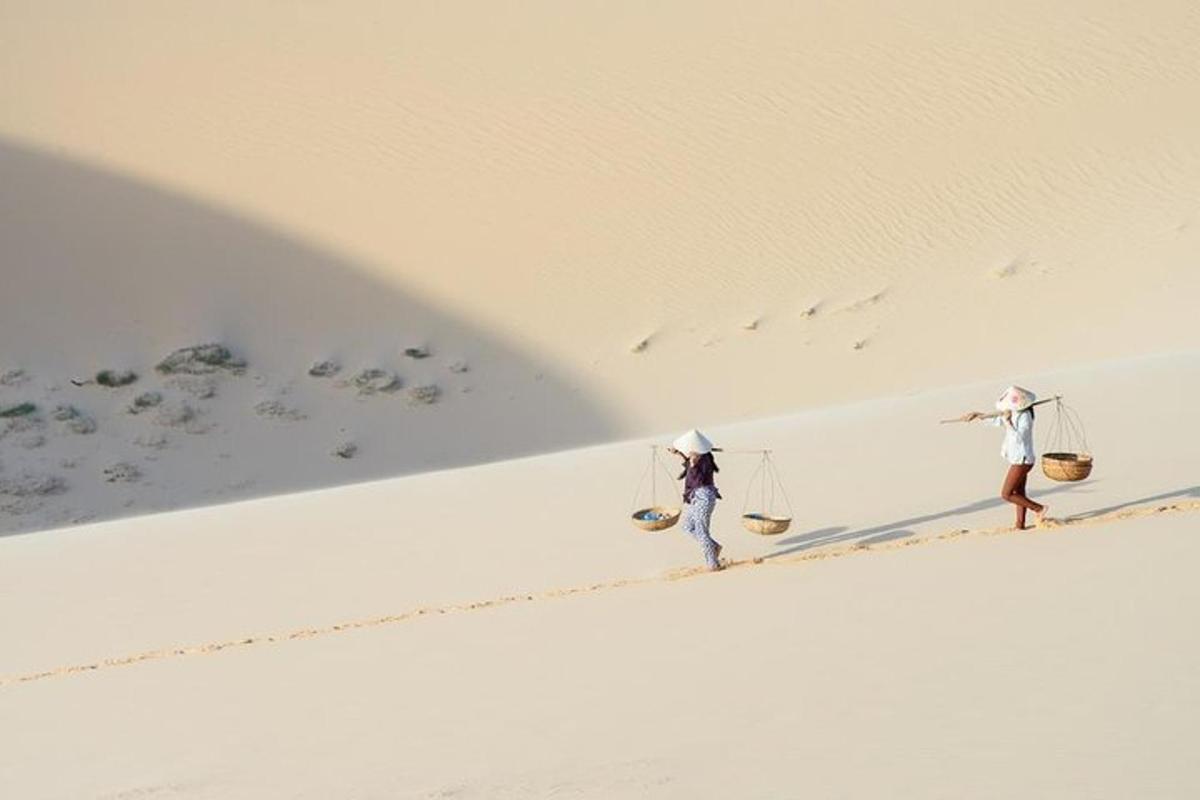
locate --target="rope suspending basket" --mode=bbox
[630,446,682,531]
[1041,397,1094,482]
[741,450,794,535]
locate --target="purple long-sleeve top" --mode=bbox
[678,452,721,504]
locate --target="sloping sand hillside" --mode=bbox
[1,353,1198,797]
[2,1,1199,533]
[1,2,1198,797]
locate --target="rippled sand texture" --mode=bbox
[3,2,1199,430]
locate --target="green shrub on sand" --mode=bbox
[96,369,138,387]
[0,402,37,418]
[156,344,247,375]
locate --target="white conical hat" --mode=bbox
[995,385,1037,412]
[673,428,714,454]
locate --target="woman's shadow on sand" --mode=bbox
[763,482,1200,559]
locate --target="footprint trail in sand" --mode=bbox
[2,498,1197,688]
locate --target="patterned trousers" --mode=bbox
[682,486,721,568]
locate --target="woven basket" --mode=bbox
[741,513,792,535]
[1041,452,1093,482]
[632,506,681,532]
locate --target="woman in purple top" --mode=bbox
[667,429,724,571]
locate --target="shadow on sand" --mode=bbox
[765,480,1095,559]
[0,139,619,535]
[1065,485,1200,520]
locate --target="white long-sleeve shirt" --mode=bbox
[994,409,1036,465]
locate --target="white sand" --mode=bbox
[2,0,1200,533]
[1,1,1199,796]
[2,353,1199,797]
[5,513,1198,799]
[3,2,1200,437]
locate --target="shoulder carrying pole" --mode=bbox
[939,395,1060,424]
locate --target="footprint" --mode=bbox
[991,258,1020,279]
[839,289,887,312]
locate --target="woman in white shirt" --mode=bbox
[959,386,1048,530]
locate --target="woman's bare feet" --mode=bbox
[1035,507,1050,526]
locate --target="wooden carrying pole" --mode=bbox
[939,395,1060,424]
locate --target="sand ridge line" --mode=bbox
[3,499,1197,688]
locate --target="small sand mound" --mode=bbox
[133,432,169,450]
[103,462,142,483]
[406,384,441,406]
[1,415,45,440]
[333,441,358,459]
[308,359,341,378]
[153,402,198,429]
[95,369,138,388]
[992,259,1020,278]
[253,400,307,421]
[168,376,218,399]
[0,472,67,497]
[447,359,469,374]
[0,369,30,387]
[156,344,247,376]
[404,345,430,359]
[630,337,650,354]
[840,290,887,313]
[127,391,163,414]
[345,368,402,396]
[990,254,1043,279]
[52,405,97,434]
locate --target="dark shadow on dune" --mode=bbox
[855,529,916,547]
[0,139,618,536]
[764,480,1089,560]
[1067,485,1200,521]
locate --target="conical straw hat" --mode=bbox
[673,429,714,454]
[995,385,1037,412]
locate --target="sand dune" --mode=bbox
[4,0,1200,441]
[6,495,1198,690]
[0,141,621,534]
[2,351,1195,677]
[2,349,1198,796]
[2,1,1199,797]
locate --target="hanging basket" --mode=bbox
[1040,398,1094,483]
[632,506,681,532]
[1042,452,1093,482]
[740,450,795,536]
[629,446,684,532]
[741,513,791,535]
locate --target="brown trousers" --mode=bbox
[1001,463,1043,529]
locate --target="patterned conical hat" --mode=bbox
[673,429,714,455]
[995,385,1037,412]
